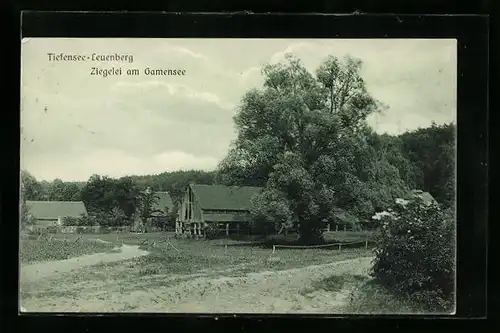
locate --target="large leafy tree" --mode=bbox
[47,179,80,201]
[80,175,117,213]
[20,170,43,200]
[47,179,66,201]
[113,176,141,218]
[81,175,139,217]
[218,54,407,244]
[316,55,383,127]
[136,187,161,229]
[20,174,36,228]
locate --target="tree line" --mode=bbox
[20,124,454,233]
[20,170,216,229]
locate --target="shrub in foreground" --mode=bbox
[371,194,455,312]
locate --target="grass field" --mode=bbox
[20,231,375,312]
[21,231,373,278]
[323,230,374,243]
[20,233,119,264]
[344,278,427,314]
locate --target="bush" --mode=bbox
[100,227,112,234]
[371,195,455,312]
[204,223,222,239]
[46,226,59,234]
[89,208,130,227]
[20,204,36,230]
[61,214,98,226]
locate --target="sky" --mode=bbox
[20,38,457,182]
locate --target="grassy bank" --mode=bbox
[20,234,119,264]
[119,236,373,279]
[323,230,374,243]
[21,232,372,295]
[344,278,456,314]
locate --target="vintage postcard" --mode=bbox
[19,38,457,314]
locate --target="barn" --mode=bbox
[176,184,262,237]
[25,200,88,227]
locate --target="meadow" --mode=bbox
[19,231,376,312]
[19,229,375,265]
[19,232,119,264]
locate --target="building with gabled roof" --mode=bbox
[25,200,88,227]
[144,191,176,231]
[151,191,175,216]
[176,184,262,237]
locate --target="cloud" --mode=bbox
[20,74,237,181]
[265,39,456,134]
[153,151,218,171]
[152,44,210,64]
[168,46,210,61]
[112,81,234,110]
[269,42,317,64]
[240,66,261,79]
[24,149,218,181]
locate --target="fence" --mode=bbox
[25,224,178,234]
[272,239,371,253]
[26,225,133,234]
[138,237,180,252]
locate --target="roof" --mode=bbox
[411,190,438,206]
[334,209,360,224]
[34,219,60,227]
[151,191,174,216]
[25,201,88,219]
[190,184,262,211]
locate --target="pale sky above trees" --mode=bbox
[21,38,456,181]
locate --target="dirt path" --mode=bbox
[20,245,149,284]
[21,256,374,313]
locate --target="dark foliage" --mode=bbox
[399,123,455,208]
[371,195,455,312]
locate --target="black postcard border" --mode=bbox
[3,11,490,332]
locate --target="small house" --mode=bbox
[411,190,438,206]
[151,191,175,215]
[25,200,88,228]
[176,184,262,237]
